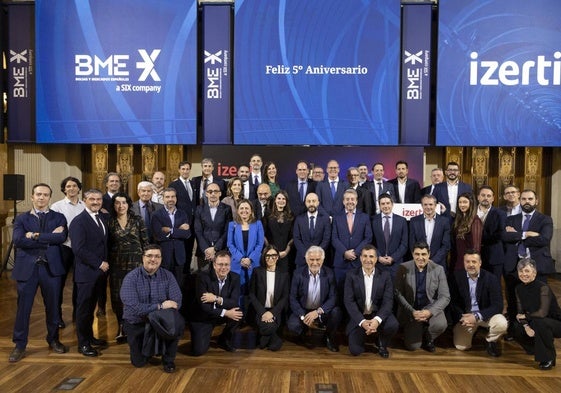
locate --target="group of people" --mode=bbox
[7,156,561,373]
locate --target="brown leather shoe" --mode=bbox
[9,347,25,363]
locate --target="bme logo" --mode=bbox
[75,49,161,82]
[204,50,223,65]
[404,50,423,66]
[10,50,28,64]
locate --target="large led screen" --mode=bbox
[36,0,197,144]
[234,0,400,145]
[437,0,561,146]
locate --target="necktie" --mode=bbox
[184,179,193,200]
[38,212,46,231]
[347,212,354,233]
[95,213,105,234]
[299,182,305,201]
[383,215,390,255]
[309,215,315,233]
[377,182,383,198]
[201,179,209,205]
[330,181,336,198]
[254,175,260,186]
[310,275,320,308]
[218,279,225,295]
[518,214,532,256]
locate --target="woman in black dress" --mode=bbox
[263,190,294,274]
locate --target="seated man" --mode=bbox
[120,244,184,373]
[449,249,508,357]
[344,244,398,358]
[287,246,342,352]
[395,242,450,352]
[189,250,243,356]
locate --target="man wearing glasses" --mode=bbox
[500,185,521,216]
[120,244,184,373]
[432,161,473,218]
[194,183,233,272]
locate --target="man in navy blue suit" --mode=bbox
[388,160,421,204]
[371,194,408,280]
[287,246,342,352]
[292,193,331,269]
[331,189,372,287]
[408,194,451,271]
[315,159,349,218]
[284,161,316,217]
[369,163,396,214]
[432,162,473,218]
[477,186,506,279]
[191,158,227,207]
[9,183,69,363]
[70,188,110,357]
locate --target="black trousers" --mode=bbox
[124,321,180,367]
[189,317,239,356]
[512,318,561,362]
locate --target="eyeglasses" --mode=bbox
[215,263,230,267]
[265,254,279,259]
[144,254,162,259]
[206,190,220,194]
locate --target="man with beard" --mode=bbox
[421,168,444,196]
[503,189,554,328]
[151,171,166,204]
[293,193,331,269]
[238,164,257,201]
[432,162,472,218]
[477,186,506,279]
[388,160,421,204]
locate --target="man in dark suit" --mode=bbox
[371,194,408,280]
[346,167,373,215]
[292,193,331,269]
[287,246,342,352]
[449,250,508,357]
[395,242,450,352]
[9,183,69,363]
[194,182,232,271]
[315,159,349,217]
[131,180,163,242]
[189,251,243,355]
[477,186,506,279]
[432,162,473,218]
[420,168,444,196]
[238,164,257,201]
[388,160,421,203]
[331,189,372,287]
[284,161,316,216]
[357,163,371,188]
[151,187,192,293]
[502,189,554,325]
[248,154,264,188]
[70,188,110,357]
[409,194,451,271]
[500,185,521,216]
[191,158,227,206]
[344,244,398,357]
[168,160,196,269]
[253,183,272,221]
[369,163,395,214]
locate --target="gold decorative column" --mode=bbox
[117,145,134,194]
[498,147,516,196]
[92,145,108,190]
[471,147,489,190]
[142,145,158,180]
[166,145,183,182]
[524,147,542,194]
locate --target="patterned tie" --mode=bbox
[518,214,532,257]
[330,181,336,198]
[309,215,315,234]
[383,215,391,255]
[95,213,105,234]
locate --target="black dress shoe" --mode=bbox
[78,345,98,357]
[325,337,339,352]
[49,340,69,354]
[90,338,108,348]
[504,334,515,342]
[217,338,237,353]
[538,359,556,370]
[422,339,436,353]
[163,363,176,373]
[8,347,25,363]
[486,341,501,357]
[58,320,66,329]
[378,346,390,358]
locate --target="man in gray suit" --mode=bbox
[394,241,450,352]
[131,181,163,242]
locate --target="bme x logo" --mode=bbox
[204,50,222,65]
[10,50,28,64]
[136,49,161,82]
[404,50,423,65]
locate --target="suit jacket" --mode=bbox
[226,220,265,286]
[249,266,290,320]
[343,266,394,334]
[331,211,373,271]
[168,178,196,220]
[408,214,451,270]
[253,198,272,221]
[315,179,350,217]
[102,192,113,213]
[12,210,68,280]
[449,268,503,323]
[388,178,421,203]
[292,212,332,268]
[432,181,473,214]
[191,176,227,206]
[284,179,317,216]
[502,211,554,274]
[420,184,435,196]
[350,186,373,216]
[242,180,258,201]
[289,266,338,317]
[480,207,506,267]
[192,269,240,322]
[371,213,408,272]
[69,210,109,283]
[194,202,232,256]
[151,207,192,269]
[394,260,450,323]
[131,200,163,218]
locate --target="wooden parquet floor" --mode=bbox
[1,274,560,393]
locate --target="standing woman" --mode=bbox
[263,190,294,274]
[227,200,264,308]
[451,192,482,271]
[108,192,149,342]
[263,162,281,197]
[249,246,290,351]
[513,258,561,370]
[222,177,244,217]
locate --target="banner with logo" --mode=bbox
[201,3,233,144]
[234,0,400,145]
[437,0,561,146]
[399,3,432,146]
[35,0,197,144]
[7,3,35,143]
